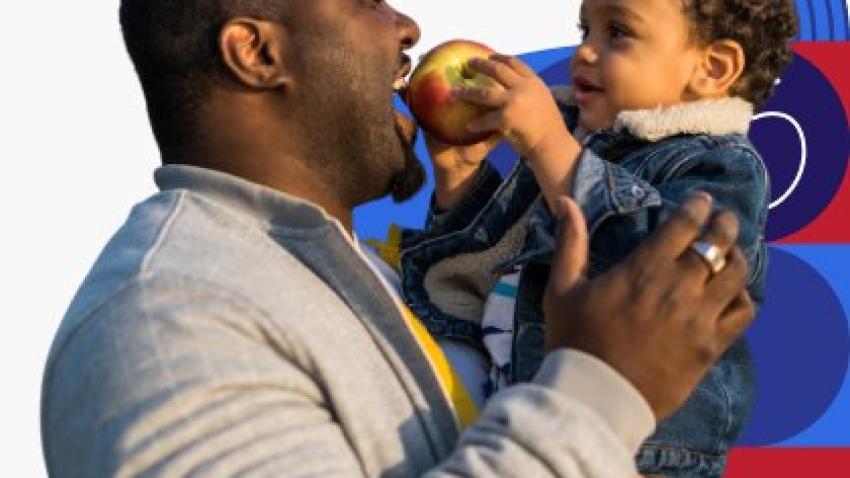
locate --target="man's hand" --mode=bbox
[543,193,755,421]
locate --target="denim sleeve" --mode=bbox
[533,145,770,294]
[544,144,769,293]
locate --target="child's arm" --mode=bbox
[572,144,769,297]
[452,55,583,211]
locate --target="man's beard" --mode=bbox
[388,115,426,203]
[296,36,426,206]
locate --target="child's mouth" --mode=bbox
[573,76,604,104]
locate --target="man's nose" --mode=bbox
[394,9,421,50]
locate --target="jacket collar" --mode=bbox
[613,97,753,141]
[552,86,754,142]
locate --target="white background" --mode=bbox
[0,1,580,475]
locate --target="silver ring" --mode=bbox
[689,241,727,275]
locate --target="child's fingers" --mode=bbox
[489,54,535,78]
[453,86,508,108]
[466,57,521,89]
[466,110,506,134]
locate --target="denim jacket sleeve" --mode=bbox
[557,139,770,298]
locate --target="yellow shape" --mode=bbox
[399,303,479,430]
[364,224,404,271]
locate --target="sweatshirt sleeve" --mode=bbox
[428,349,655,477]
[43,279,654,478]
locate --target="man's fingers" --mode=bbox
[547,196,590,294]
[633,193,713,266]
[716,291,756,348]
[453,85,508,108]
[701,246,749,316]
[466,57,521,89]
[678,209,740,282]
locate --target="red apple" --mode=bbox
[406,40,500,146]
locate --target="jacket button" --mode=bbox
[631,185,646,200]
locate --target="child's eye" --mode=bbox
[608,22,632,41]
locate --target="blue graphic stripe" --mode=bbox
[492,282,519,298]
[799,0,815,39]
[519,46,576,73]
[837,0,850,39]
[812,0,833,39]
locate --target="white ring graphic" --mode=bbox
[752,111,808,210]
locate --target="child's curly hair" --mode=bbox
[684,0,798,109]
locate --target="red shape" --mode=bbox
[726,447,850,477]
[774,43,850,244]
[793,43,850,123]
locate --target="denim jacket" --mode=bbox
[400,90,770,477]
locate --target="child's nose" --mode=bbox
[574,43,599,64]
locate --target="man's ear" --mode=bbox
[219,18,290,89]
[688,40,745,99]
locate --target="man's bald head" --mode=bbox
[119,0,289,151]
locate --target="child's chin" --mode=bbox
[578,114,612,133]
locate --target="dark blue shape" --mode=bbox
[738,247,850,445]
[753,52,849,241]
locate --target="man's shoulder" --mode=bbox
[50,188,328,364]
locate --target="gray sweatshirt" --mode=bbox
[41,164,655,477]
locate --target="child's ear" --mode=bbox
[689,40,745,99]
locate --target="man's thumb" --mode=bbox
[549,196,589,292]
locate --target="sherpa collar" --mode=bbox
[613,97,754,141]
[552,86,754,142]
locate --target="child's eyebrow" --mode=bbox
[598,2,647,26]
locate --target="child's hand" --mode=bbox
[454,54,571,159]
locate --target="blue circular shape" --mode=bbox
[753,52,849,241]
[738,247,850,445]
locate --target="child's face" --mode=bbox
[570,0,705,131]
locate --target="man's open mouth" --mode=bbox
[393,54,412,93]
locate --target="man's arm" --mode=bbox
[41,279,653,477]
[544,193,755,421]
[43,197,752,477]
